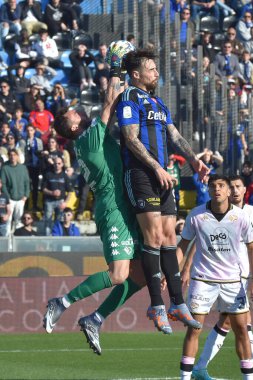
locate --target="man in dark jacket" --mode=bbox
[44,0,78,37]
[0,0,22,47]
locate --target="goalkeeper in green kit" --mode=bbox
[43,41,199,355]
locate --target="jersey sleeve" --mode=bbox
[241,209,253,244]
[116,89,140,127]
[181,212,196,241]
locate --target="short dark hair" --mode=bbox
[63,207,73,214]
[124,49,158,77]
[54,107,90,141]
[229,175,245,185]
[208,174,230,187]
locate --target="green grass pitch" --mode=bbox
[0,331,239,379]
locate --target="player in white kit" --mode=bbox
[178,174,253,380]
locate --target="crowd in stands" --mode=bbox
[1,0,253,237]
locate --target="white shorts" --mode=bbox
[188,279,249,314]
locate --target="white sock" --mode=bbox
[194,324,228,369]
[180,371,191,380]
[62,295,71,308]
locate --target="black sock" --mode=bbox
[141,244,164,306]
[160,246,184,305]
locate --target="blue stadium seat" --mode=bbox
[60,50,72,68]
[50,69,68,86]
[41,0,49,12]
[0,50,10,65]
[24,68,36,79]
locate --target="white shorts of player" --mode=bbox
[187,279,249,314]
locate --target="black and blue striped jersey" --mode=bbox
[116,86,173,170]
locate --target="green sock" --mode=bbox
[66,271,113,303]
[97,277,141,319]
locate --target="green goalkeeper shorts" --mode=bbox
[97,207,141,264]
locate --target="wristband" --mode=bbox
[109,66,121,78]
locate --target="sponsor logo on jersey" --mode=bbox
[122,239,133,246]
[123,247,132,255]
[110,226,118,232]
[147,110,166,121]
[146,197,160,206]
[123,106,132,118]
[109,233,118,240]
[190,302,199,310]
[111,249,120,256]
[229,214,238,222]
[137,199,145,209]
[111,242,119,248]
[208,227,231,252]
[143,99,150,105]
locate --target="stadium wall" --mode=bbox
[0,251,220,334]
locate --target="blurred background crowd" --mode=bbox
[1,0,253,237]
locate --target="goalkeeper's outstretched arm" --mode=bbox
[100,76,123,126]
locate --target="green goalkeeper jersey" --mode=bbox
[75,116,140,263]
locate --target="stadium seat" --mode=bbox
[213,33,225,51]
[0,50,10,65]
[222,15,237,31]
[24,68,36,79]
[60,50,72,68]
[52,33,72,51]
[73,33,93,49]
[80,87,100,105]
[200,16,220,34]
[49,69,68,86]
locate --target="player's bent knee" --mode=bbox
[110,270,129,285]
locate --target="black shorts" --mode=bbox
[124,168,177,215]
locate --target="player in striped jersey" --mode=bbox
[178,174,253,380]
[183,175,253,380]
[116,48,209,333]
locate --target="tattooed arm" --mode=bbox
[121,123,175,189]
[167,124,210,181]
[101,77,123,126]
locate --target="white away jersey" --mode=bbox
[239,203,253,278]
[182,203,253,282]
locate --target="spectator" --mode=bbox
[30,62,56,97]
[9,107,28,139]
[5,132,25,164]
[239,50,253,84]
[167,154,186,212]
[236,11,253,56]
[0,178,11,236]
[199,32,216,62]
[7,65,31,100]
[1,148,30,235]
[22,83,42,114]
[31,28,63,69]
[180,7,195,46]
[190,0,220,30]
[0,121,19,149]
[69,44,96,90]
[196,148,223,173]
[14,28,37,67]
[14,211,37,235]
[42,156,72,235]
[51,207,80,236]
[29,98,54,138]
[193,172,211,205]
[47,83,68,117]
[214,41,242,80]
[0,80,21,122]
[44,0,78,37]
[225,27,244,57]
[241,160,253,188]
[94,43,110,96]
[20,0,47,36]
[127,33,136,45]
[40,135,63,173]
[0,0,22,49]
[24,124,43,210]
